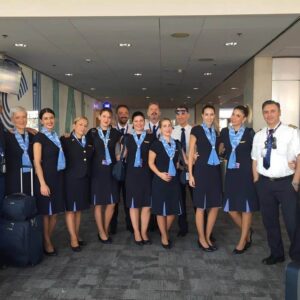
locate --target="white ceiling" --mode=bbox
[0,15,299,108]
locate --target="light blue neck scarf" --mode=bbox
[97,127,112,165]
[201,123,220,165]
[41,127,66,171]
[14,129,32,173]
[132,131,147,167]
[72,132,86,148]
[228,126,245,169]
[160,136,176,176]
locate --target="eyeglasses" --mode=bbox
[175,110,187,115]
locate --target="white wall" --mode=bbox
[272,57,300,127]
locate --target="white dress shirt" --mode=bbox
[171,124,192,155]
[144,120,160,138]
[251,123,300,178]
[115,122,133,134]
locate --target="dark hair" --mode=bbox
[116,104,129,113]
[99,108,113,116]
[176,105,189,112]
[132,111,145,121]
[202,104,215,114]
[234,105,249,118]
[159,117,172,128]
[39,108,55,120]
[262,100,280,110]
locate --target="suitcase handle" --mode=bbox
[20,167,34,196]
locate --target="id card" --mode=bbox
[186,172,189,181]
[235,163,240,169]
[102,160,110,166]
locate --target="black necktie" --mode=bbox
[120,128,125,136]
[181,127,186,152]
[263,129,274,170]
[152,125,157,137]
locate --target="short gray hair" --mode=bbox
[10,106,27,119]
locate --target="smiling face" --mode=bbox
[12,111,27,131]
[262,104,281,128]
[117,107,129,126]
[98,110,112,129]
[40,112,55,131]
[175,108,189,127]
[73,118,88,137]
[230,109,246,128]
[202,107,215,127]
[132,115,145,133]
[147,104,161,124]
[160,119,173,138]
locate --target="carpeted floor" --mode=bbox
[0,198,290,300]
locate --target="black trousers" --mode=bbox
[256,175,299,258]
[111,181,132,231]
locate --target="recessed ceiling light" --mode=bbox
[203,72,212,76]
[142,87,147,91]
[171,33,190,38]
[134,73,142,77]
[187,96,191,99]
[225,42,238,47]
[14,43,27,48]
[119,43,131,47]
[85,58,92,63]
[146,96,151,99]
[231,87,238,90]
[90,87,96,91]
[193,87,199,90]
[65,73,73,77]
[177,69,183,73]
[105,96,110,99]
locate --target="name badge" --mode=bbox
[235,163,240,169]
[102,160,110,165]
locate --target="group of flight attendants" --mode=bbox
[1,101,299,265]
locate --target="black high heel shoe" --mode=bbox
[142,239,152,245]
[161,242,171,249]
[44,248,57,256]
[71,245,81,252]
[233,246,247,255]
[245,228,254,249]
[197,240,213,252]
[134,239,144,246]
[97,234,112,244]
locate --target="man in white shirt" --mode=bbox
[171,105,192,236]
[144,102,161,138]
[111,104,133,234]
[252,100,300,265]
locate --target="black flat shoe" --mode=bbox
[142,239,152,245]
[97,234,112,244]
[71,245,81,252]
[134,239,144,246]
[233,247,246,255]
[262,255,285,265]
[78,240,87,246]
[245,228,254,249]
[44,248,57,256]
[197,240,213,252]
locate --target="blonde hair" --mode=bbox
[10,106,27,118]
[73,116,88,125]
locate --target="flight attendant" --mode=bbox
[219,105,259,254]
[33,108,65,256]
[188,104,222,252]
[148,118,182,249]
[87,108,122,244]
[4,106,34,196]
[123,111,154,245]
[61,116,93,252]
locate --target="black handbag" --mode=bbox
[177,143,189,185]
[112,136,127,182]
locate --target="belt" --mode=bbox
[260,175,293,182]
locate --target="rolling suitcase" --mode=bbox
[286,261,300,300]
[0,215,43,267]
[1,168,37,221]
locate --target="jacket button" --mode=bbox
[83,150,86,153]
[83,158,87,161]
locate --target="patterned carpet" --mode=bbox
[0,198,290,300]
